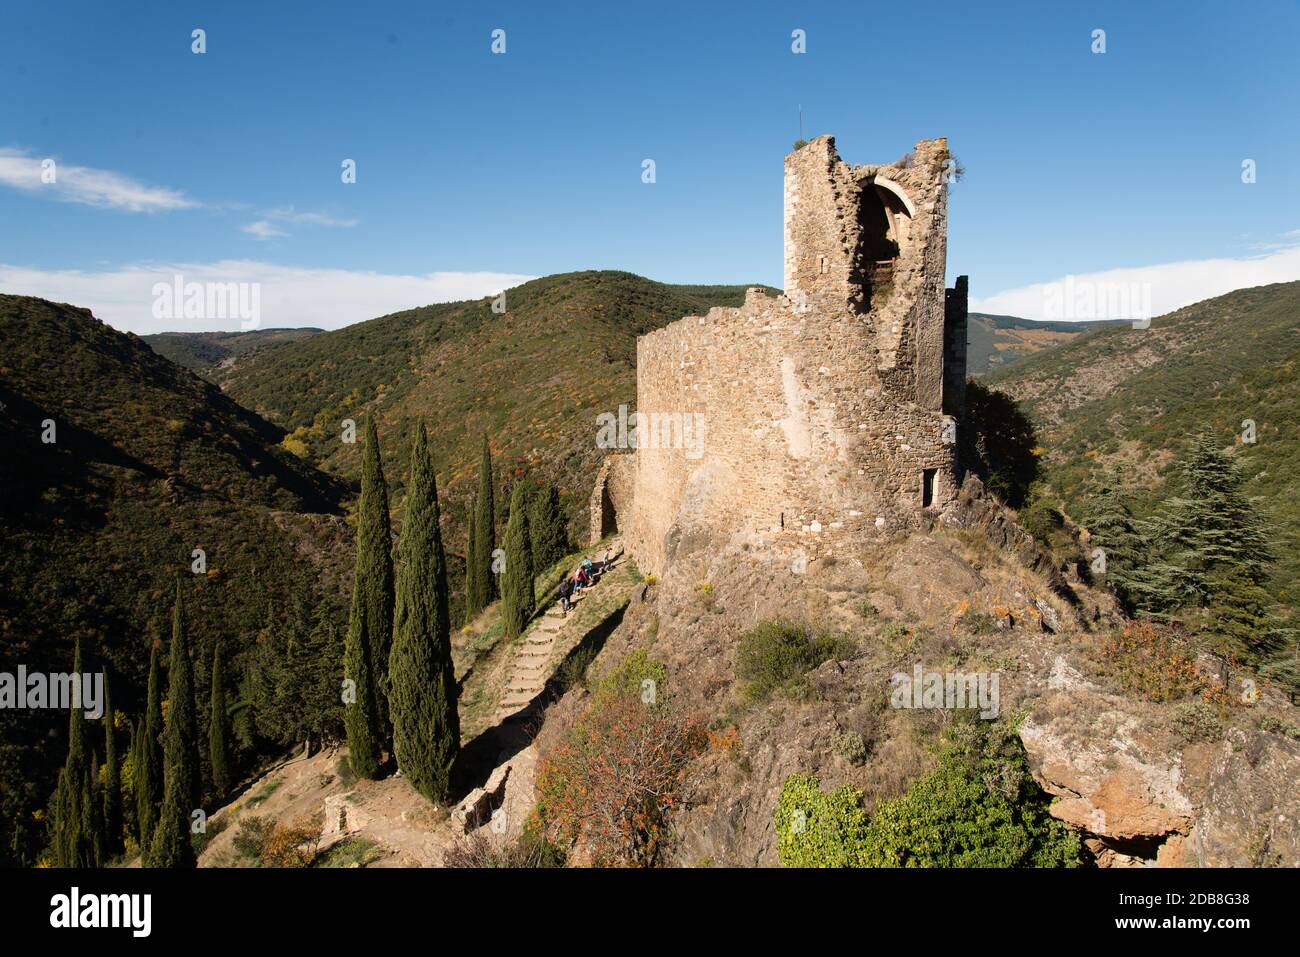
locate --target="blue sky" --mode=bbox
[2,0,1297,331]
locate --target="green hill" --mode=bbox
[986,281,1300,609]
[143,327,323,370]
[213,270,768,540]
[0,296,348,855]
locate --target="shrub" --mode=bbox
[774,774,872,867]
[775,716,1081,868]
[832,729,868,766]
[1169,701,1223,743]
[231,814,322,867]
[232,816,275,861]
[443,828,565,868]
[190,814,228,856]
[556,645,599,693]
[536,690,706,866]
[593,649,667,704]
[1257,713,1300,741]
[735,619,854,701]
[314,836,383,868]
[956,603,998,636]
[1098,621,1203,702]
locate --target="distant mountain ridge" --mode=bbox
[967,312,1127,376]
[144,327,323,369]
[206,270,770,540]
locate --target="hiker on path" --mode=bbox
[558,576,574,614]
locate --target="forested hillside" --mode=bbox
[0,296,349,862]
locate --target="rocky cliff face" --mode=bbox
[533,490,1300,867]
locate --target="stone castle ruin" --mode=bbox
[591,135,969,575]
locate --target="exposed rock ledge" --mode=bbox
[1020,655,1300,867]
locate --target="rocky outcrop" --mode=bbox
[1019,656,1300,867]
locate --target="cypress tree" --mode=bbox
[128,716,145,846]
[147,581,199,868]
[463,496,481,624]
[501,482,536,640]
[49,639,93,867]
[472,435,497,606]
[102,668,122,855]
[208,640,230,798]
[137,641,163,849]
[343,419,393,777]
[528,481,568,573]
[389,424,460,802]
[84,753,104,867]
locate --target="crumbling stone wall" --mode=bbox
[596,136,968,575]
[588,452,636,543]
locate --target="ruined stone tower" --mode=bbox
[591,135,968,575]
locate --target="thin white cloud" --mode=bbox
[971,240,1300,321]
[0,260,536,334]
[263,206,358,228]
[0,147,198,212]
[242,220,288,241]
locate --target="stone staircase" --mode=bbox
[494,539,622,723]
[495,609,566,720]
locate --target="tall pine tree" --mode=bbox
[137,640,163,849]
[528,481,568,573]
[463,496,481,624]
[49,639,93,868]
[208,640,230,798]
[102,668,122,856]
[501,482,536,640]
[128,716,145,847]
[389,424,460,802]
[147,581,200,868]
[299,601,346,753]
[1144,436,1275,658]
[471,435,497,607]
[343,419,392,778]
[1079,473,1149,613]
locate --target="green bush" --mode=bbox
[593,649,667,704]
[774,774,873,867]
[556,645,599,693]
[1169,701,1223,743]
[1257,713,1300,740]
[831,730,868,766]
[231,816,275,862]
[735,620,854,701]
[776,716,1081,868]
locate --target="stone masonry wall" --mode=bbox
[604,135,966,576]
